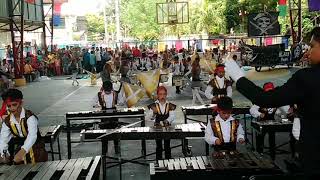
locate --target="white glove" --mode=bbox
[224,57,245,82]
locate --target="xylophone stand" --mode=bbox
[102,140,108,180]
[141,116,146,158]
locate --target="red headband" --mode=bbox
[0,98,22,117]
[215,66,225,73]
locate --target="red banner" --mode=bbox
[25,0,35,3]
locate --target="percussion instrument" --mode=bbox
[0,156,101,180]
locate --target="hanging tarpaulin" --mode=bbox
[265,37,273,46]
[158,42,166,52]
[25,0,35,3]
[175,40,183,52]
[309,0,320,11]
[211,39,220,45]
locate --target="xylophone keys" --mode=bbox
[167,161,174,171]
[191,159,199,170]
[158,160,164,168]
[164,160,169,167]
[173,160,181,170]
[201,156,209,166]
[55,159,69,170]
[196,157,206,170]
[185,157,191,166]
[179,158,187,170]
[35,161,60,180]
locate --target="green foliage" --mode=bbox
[85,14,105,41]
[84,0,318,41]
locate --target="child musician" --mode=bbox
[0,89,47,164]
[205,96,245,152]
[92,80,124,153]
[205,64,232,104]
[249,82,291,155]
[147,86,176,160]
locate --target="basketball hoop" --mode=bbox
[156,1,189,25]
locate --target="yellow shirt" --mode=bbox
[24,64,33,74]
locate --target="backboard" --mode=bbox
[156,1,189,25]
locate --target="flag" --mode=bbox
[279,5,287,16]
[123,83,145,108]
[137,69,160,99]
[279,0,287,5]
[53,15,61,26]
[309,0,320,11]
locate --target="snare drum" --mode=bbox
[160,74,169,83]
[172,75,184,86]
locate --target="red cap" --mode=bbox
[263,82,274,92]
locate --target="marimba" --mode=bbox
[98,123,206,140]
[97,123,206,180]
[66,107,145,159]
[251,120,294,160]
[251,120,293,133]
[150,151,282,180]
[0,156,101,180]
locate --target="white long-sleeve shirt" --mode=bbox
[169,63,184,75]
[92,90,125,108]
[205,115,244,145]
[146,100,175,124]
[0,108,38,155]
[249,105,290,119]
[205,76,232,100]
[292,118,300,140]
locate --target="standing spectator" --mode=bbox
[24,61,34,82]
[89,50,96,72]
[62,53,70,75]
[95,48,102,72]
[70,60,79,86]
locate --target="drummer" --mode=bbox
[169,55,184,94]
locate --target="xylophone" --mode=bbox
[251,120,294,160]
[98,123,206,141]
[150,151,282,180]
[66,107,145,120]
[251,120,293,133]
[181,104,250,117]
[98,123,207,180]
[66,107,145,159]
[0,156,101,180]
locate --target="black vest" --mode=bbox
[148,102,176,123]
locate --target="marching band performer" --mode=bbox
[249,82,291,157]
[191,55,205,105]
[205,64,232,104]
[169,56,184,94]
[205,96,245,152]
[147,86,176,160]
[0,89,48,164]
[224,26,320,180]
[92,80,125,153]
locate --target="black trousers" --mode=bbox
[213,142,236,152]
[256,132,275,159]
[156,139,171,160]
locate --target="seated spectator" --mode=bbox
[24,61,35,82]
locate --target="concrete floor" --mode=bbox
[16,66,300,179]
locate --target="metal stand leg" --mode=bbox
[118,141,122,180]
[50,138,54,161]
[57,135,61,160]
[67,119,71,159]
[102,140,108,180]
[141,117,146,158]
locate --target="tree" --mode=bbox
[85,14,105,41]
